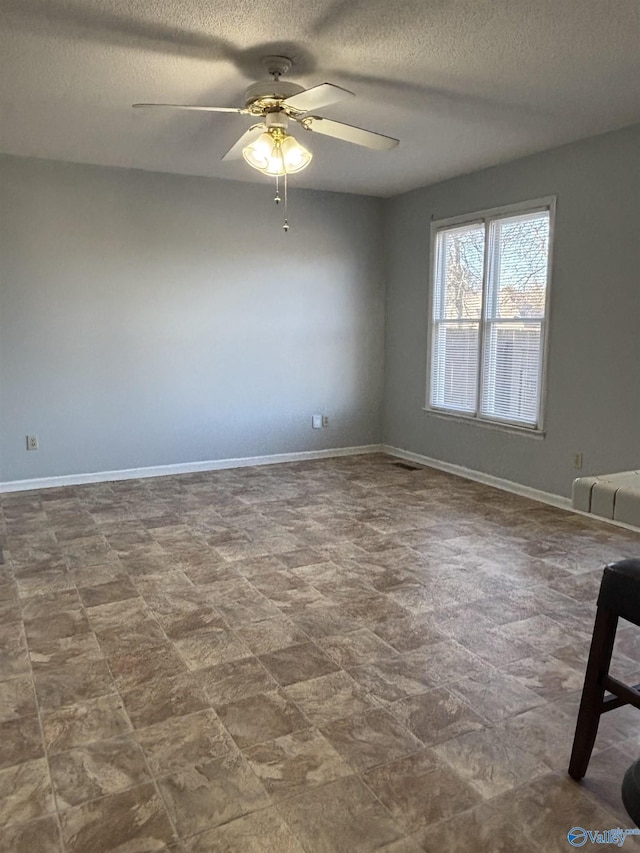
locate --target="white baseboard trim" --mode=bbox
[384,445,640,532]
[0,444,384,494]
[382,444,573,511]
[3,441,637,533]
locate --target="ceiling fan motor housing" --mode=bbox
[244,80,305,110]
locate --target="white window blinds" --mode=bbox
[429,205,551,429]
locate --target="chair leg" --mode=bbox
[569,607,618,780]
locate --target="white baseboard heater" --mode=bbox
[573,470,640,526]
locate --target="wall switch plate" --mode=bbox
[312,415,322,429]
[573,452,583,470]
[26,434,39,451]
[322,415,329,427]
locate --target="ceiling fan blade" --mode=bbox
[221,125,265,161]
[133,103,248,114]
[282,83,354,113]
[302,116,399,150]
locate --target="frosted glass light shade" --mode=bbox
[280,135,312,173]
[243,130,312,176]
[242,132,273,171]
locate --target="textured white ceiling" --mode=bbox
[1,0,639,196]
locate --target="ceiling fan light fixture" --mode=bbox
[242,128,311,176]
[265,146,285,176]
[242,131,274,171]
[134,59,398,232]
[280,134,312,173]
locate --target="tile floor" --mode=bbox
[1,453,640,852]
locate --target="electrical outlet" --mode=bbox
[312,415,322,429]
[573,452,583,470]
[322,415,329,428]
[26,434,39,451]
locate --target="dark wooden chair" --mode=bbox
[568,558,640,781]
[623,760,640,826]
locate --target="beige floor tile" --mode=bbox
[29,633,103,669]
[0,677,37,723]
[155,604,226,640]
[379,838,425,853]
[285,671,379,726]
[137,710,234,776]
[183,807,305,852]
[390,687,488,746]
[0,759,55,827]
[0,814,63,853]
[500,700,583,773]
[85,597,151,632]
[288,600,362,638]
[49,735,150,809]
[258,642,340,686]
[216,689,310,749]
[439,614,535,665]
[317,628,399,667]
[320,706,422,772]
[107,642,187,691]
[0,631,31,682]
[502,653,584,700]
[20,591,81,620]
[348,657,435,706]
[94,618,168,658]
[236,616,310,654]
[121,672,209,728]
[447,668,545,723]
[371,615,445,652]
[33,659,116,711]
[276,775,402,852]
[59,782,174,852]
[414,797,539,852]
[42,694,133,755]
[434,723,550,798]
[77,577,139,608]
[244,728,352,800]
[200,657,278,706]
[404,639,490,686]
[158,753,269,838]
[173,630,251,670]
[0,716,43,770]
[2,455,639,850]
[71,562,126,588]
[279,549,325,570]
[15,572,76,600]
[363,748,481,831]
[24,610,90,645]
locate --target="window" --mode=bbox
[427,200,553,431]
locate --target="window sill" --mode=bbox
[422,407,546,439]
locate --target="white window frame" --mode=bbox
[425,197,556,434]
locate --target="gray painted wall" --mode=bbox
[3,123,639,495]
[383,123,640,498]
[0,155,385,482]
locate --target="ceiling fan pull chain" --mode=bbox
[283,173,289,232]
[274,174,281,205]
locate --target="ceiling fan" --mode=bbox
[133,55,399,179]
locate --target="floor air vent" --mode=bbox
[391,461,422,471]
